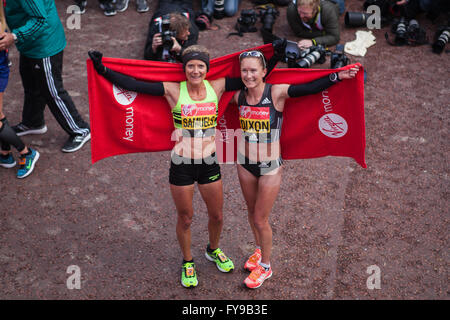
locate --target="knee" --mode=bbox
[177,211,193,229]
[209,210,223,225]
[252,215,269,231]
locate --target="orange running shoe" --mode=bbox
[244,248,262,271]
[244,264,272,289]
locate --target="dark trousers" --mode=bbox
[19,51,90,137]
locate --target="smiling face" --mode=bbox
[240,57,267,89]
[185,59,207,85]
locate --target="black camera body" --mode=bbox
[330,44,350,69]
[284,40,301,66]
[238,9,258,30]
[259,7,279,33]
[432,26,450,54]
[391,17,408,45]
[159,14,177,62]
[388,17,427,46]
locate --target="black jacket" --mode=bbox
[143,1,199,61]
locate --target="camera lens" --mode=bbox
[433,29,450,54]
[345,12,371,27]
[298,51,322,68]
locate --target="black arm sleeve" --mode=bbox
[264,53,280,80]
[287,73,338,97]
[103,68,165,96]
[225,78,244,92]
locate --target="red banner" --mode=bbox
[87,44,366,168]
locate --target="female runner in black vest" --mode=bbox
[232,50,359,289]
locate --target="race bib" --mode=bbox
[239,105,270,133]
[181,102,217,130]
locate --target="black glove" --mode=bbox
[272,38,287,60]
[88,50,106,74]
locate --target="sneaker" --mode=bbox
[115,0,129,12]
[75,0,87,14]
[244,264,272,289]
[99,1,117,16]
[205,247,234,273]
[61,133,91,153]
[244,248,262,272]
[181,261,198,288]
[17,148,39,179]
[136,0,149,13]
[0,153,16,168]
[12,123,47,137]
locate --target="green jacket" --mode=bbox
[287,0,340,47]
[5,0,66,59]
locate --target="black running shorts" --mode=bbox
[237,152,283,178]
[169,153,221,186]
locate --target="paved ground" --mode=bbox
[0,0,448,300]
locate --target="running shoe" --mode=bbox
[181,261,198,288]
[205,247,234,273]
[17,148,39,179]
[115,0,129,12]
[243,264,272,289]
[12,123,47,136]
[0,153,16,168]
[61,133,91,153]
[136,0,149,13]
[99,1,117,16]
[244,248,262,272]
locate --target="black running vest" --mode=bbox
[237,83,283,143]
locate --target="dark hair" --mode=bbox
[182,45,210,72]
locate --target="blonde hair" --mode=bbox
[297,0,320,10]
[169,13,190,36]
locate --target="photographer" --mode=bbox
[287,0,340,49]
[143,0,199,62]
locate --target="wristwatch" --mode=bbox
[329,72,341,83]
[11,33,18,43]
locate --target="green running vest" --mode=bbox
[172,80,218,137]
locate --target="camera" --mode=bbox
[432,26,450,54]
[387,17,427,46]
[238,9,258,29]
[297,45,327,68]
[236,9,258,33]
[283,41,327,68]
[284,40,301,66]
[330,44,350,69]
[345,12,372,27]
[391,17,408,45]
[160,14,177,62]
[259,7,279,33]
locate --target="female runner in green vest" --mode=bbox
[89,45,246,288]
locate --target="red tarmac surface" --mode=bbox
[0,0,448,300]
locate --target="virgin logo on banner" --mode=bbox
[87,44,366,168]
[113,84,137,106]
[319,113,348,138]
